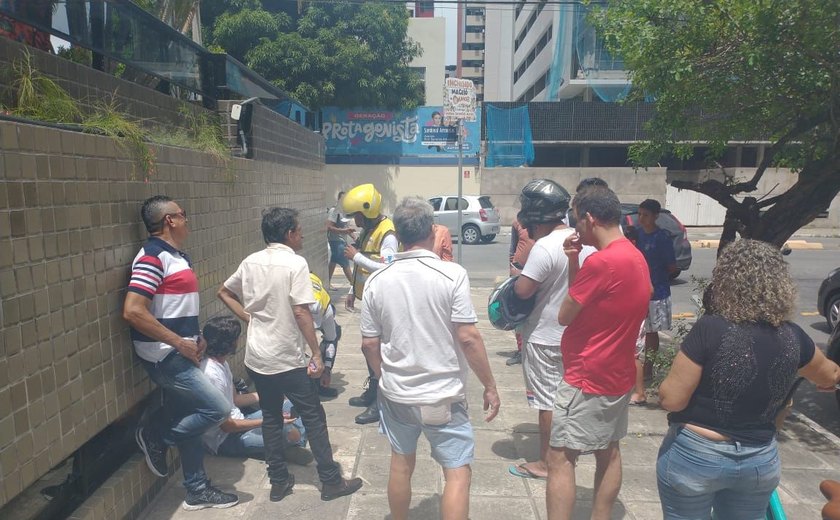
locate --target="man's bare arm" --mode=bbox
[361,336,383,379]
[454,323,500,421]
[293,304,324,376]
[217,286,250,323]
[123,292,202,365]
[219,416,263,433]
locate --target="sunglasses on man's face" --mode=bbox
[157,210,188,226]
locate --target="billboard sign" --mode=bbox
[321,106,480,163]
[443,78,476,122]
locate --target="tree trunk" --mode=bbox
[726,156,840,248]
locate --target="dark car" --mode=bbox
[568,203,693,278]
[817,267,840,329]
[825,321,840,409]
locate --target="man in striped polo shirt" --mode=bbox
[123,195,238,511]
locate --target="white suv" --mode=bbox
[428,195,501,245]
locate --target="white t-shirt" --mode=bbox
[200,358,244,454]
[224,243,315,375]
[360,249,477,405]
[521,228,594,345]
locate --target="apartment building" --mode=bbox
[407,3,447,105]
[511,1,629,102]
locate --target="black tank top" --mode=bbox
[668,314,815,444]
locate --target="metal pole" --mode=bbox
[456,118,464,264]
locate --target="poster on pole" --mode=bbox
[443,78,476,122]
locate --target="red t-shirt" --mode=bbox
[561,238,651,395]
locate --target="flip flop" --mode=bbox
[508,464,547,480]
[628,399,648,406]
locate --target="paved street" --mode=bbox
[139,280,840,519]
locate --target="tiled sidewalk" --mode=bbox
[139,287,839,519]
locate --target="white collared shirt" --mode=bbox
[224,243,315,375]
[360,248,477,405]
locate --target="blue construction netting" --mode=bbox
[485,105,535,167]
[546,5,572,101]
[547,4,631,102]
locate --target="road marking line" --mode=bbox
[672,312,695,319]
[801,311,819,316]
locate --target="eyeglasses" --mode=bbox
[156,210,188,227]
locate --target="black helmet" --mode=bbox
[487,276,535,331]
[517,179,571,228]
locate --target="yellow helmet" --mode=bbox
[342,183,382,219]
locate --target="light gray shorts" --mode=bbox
[644,297,672,332]
[550,379,631,451]
[522,341,564,410]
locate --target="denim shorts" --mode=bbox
[328,240,349,267]
[378,395,474,469]
[657,425,781,520]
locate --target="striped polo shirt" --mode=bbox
[128,237,200,362]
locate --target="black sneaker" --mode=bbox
[354,401,380,425]
[182,485,239,510]
[135,425,168,477]
[270,474,295,502]
[348,377,377,407]
[321,477,363,501]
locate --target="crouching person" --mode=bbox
[199,316,313,465]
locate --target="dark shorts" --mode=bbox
[329,240,349,267]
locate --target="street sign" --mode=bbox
[443,78,476,122]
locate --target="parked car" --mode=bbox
[826,321,840,410]
[817,267,840,329]
[428,195,501,245]
[568,203,692,278]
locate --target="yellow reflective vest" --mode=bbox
[310,273,331,317]
[351,217,396,299]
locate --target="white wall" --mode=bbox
[512,5,557,100]
[408,17,448,106]
[484,5,514,101]
[325,164,482,215]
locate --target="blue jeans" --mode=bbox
[216,409,306,458]
[141,353,229,493]
[657,425,781,520]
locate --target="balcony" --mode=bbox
[461,66,484,77]
[462,49,484,61]
[465,32,485,44]
[466,15,485,26]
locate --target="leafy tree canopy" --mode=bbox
[594,0,840,247]
[203,0,424,110]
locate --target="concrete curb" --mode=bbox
[789,410,840,450]
[690,239,824,250]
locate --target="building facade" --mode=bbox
[511,1,629,102]
[408,8,447,106]
[456,3,486,103]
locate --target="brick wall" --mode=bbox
[0,119,327,511]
